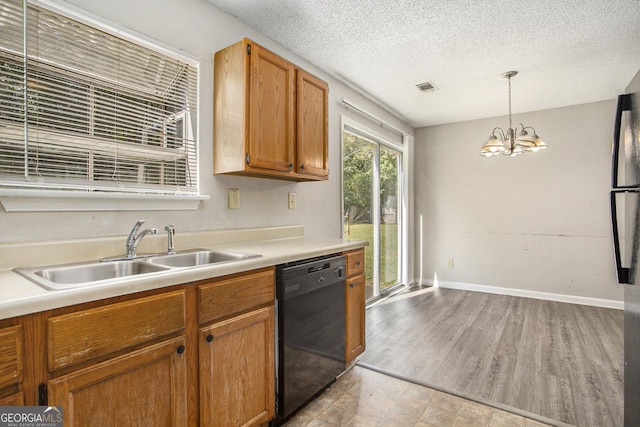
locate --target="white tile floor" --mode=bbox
[283,366,552,427]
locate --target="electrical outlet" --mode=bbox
[447,258,454,268]
[228,188,239,209]
[288,192,296,209]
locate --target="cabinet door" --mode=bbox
[0,325,23,404]
[48,337,188,427]
[248,43,295,173]
[0,325,23,391]
[296,69,328,178]
[346,274,366,363]
[200,306,275,427]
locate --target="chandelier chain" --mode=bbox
[508,75,512,131]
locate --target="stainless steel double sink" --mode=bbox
[13,249,261,291]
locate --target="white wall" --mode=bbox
[415,100,624,302]
[0,0,413,245]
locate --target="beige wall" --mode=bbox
[415,100,624,302]
[0,0,413,245]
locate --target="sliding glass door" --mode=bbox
[342,124,403,301]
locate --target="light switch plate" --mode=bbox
[288,192,296,209]
[228,188,239,209]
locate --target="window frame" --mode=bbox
[0,0,207,211]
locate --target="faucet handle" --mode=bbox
[127,220,146,245]
[128,219,145,236]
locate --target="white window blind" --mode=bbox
[0,0,199,195]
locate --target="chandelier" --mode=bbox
[480,71,548,157]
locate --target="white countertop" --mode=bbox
[0,232,366,320]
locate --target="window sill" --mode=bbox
[0,189,209,212]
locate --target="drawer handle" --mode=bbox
[356,261,361,266]
[206,334,214,343]
[176,345,186,354]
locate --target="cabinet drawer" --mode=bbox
[48,290,185,371]
[346,249,365,277]
[199,268,274,324]
[0,325,23,390]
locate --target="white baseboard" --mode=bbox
[419,279,624,310]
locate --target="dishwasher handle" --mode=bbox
[308,263,330,273]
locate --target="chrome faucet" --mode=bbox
[164,225,176,255]
[126,220,158,259]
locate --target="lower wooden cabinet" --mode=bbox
[0,392,23,405]
[345,249,366,364]
[48,336,188,427]
[199,306,275,427]
[38,267,276,427]
[346,274,366,363]
[0,324,24,405]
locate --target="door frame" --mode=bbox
[340,115,409,301]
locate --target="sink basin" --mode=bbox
[14,260,170,290]
[147,249,261,268]
[36,261,168,284]
[14,249,261,291]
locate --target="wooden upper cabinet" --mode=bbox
[214,38,328,181]
[297,69,329,178]
[248,44,295,173]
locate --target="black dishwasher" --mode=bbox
[272,255,346,425]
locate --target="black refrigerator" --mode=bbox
[611,68,640,426]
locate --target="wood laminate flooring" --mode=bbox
[358,287,624,427]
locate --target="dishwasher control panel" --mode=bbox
[278,255,346,300]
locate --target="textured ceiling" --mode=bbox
[207,0,640,128]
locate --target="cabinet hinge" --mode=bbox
[246,44,251,55]
[38,383,48,406]
[246,153,250,164]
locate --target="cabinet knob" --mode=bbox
[300,164,305,170]
[288,163,293,170]
[206,334,214,343]
[176,345,186,354]
[349,282,354,288]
